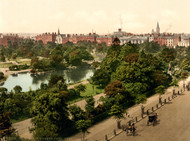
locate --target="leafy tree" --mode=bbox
[85,96,95,116]
[92,69,110,88]
[124,52,139,64]
[69,104,85,121]
[153,70,170,86]
[31,92,71,138]
[13,85,22,93]
[0,72,4,80]
[74,84,86,94]
[109,104,125,129]
[76,120,91,141]
[159,48,176,63]
[180,58,190,71]
[180,71,189,80]
[69,50,82,66]
[104,80,126,97]
[0,105,15,139]
[48,74,65,86]
[56,80,67,91]
[155,85,166,95]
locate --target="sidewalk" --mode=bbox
[67,77,190,141]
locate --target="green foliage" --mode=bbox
[135,94,147,104]
[9,65,29,71]
[13,85,22,93]
[85,96,95,115]
[92,69,110,88]
[140,41,161,54]
[31,92,71,138]
[74,84,86,93]
[48,74,65,87]
[0,105,15,138]
[155,85,166,95]
[76,120,91,141]
[0,72,4,80]
[159,48,177,63]
[180,71,189,80]
[180,58,190,71]
[104,80,126,97]
[76,119,91,133]
[109,104,125,120]
[69,104,85,121]
[170,79,179,87]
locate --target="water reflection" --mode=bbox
[1,63,94,92]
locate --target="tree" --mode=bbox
[109,104,125,129]
[104,80,126,97]
[48,74,65,87]
[56,80,67,91]
[13,85,22,93]
[159,48,176,63]
[76,120,91,141]
[124,52,139,64]
[0,72,4,80]
[85,96,95,116]
[69,50,82,66]
[92,69,110,88]
[74,84,86,94]
[0,105,15,139]
[31,92,71,138]
[155,85,166,95]
[69,104,85,121]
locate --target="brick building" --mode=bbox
[36,32,57,45]
[96,35,114,46]
[0,34,23,46]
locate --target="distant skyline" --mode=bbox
[0,0,190,34]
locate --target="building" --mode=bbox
[0,34,23,46]
[36,32,57,44]
[155,34,181,47]
[156,22,160,34]
[119,36,148,45]
[178,35,190,47]
[55,29,66,44]
[96,35,114,46]
[151,22,160,35]
[113,28,127,37]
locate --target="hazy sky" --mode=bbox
[0,0,190,34]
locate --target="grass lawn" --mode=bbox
[67,83,104,104]
[0,62,13,68]
[80,83,104,97]
[18,61,31,65]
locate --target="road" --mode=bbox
[67,78,190,141]
[113,88,190,141]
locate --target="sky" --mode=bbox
[0,0,190,34]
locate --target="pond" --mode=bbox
[1,63,95,92]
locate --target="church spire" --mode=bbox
[58,28,60,35]
[156,22,160,34]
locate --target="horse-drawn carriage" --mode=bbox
[122,120,136,136]
[147,113,158,126]
[126,123,136,136]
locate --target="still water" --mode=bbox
[1,64,95,92]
